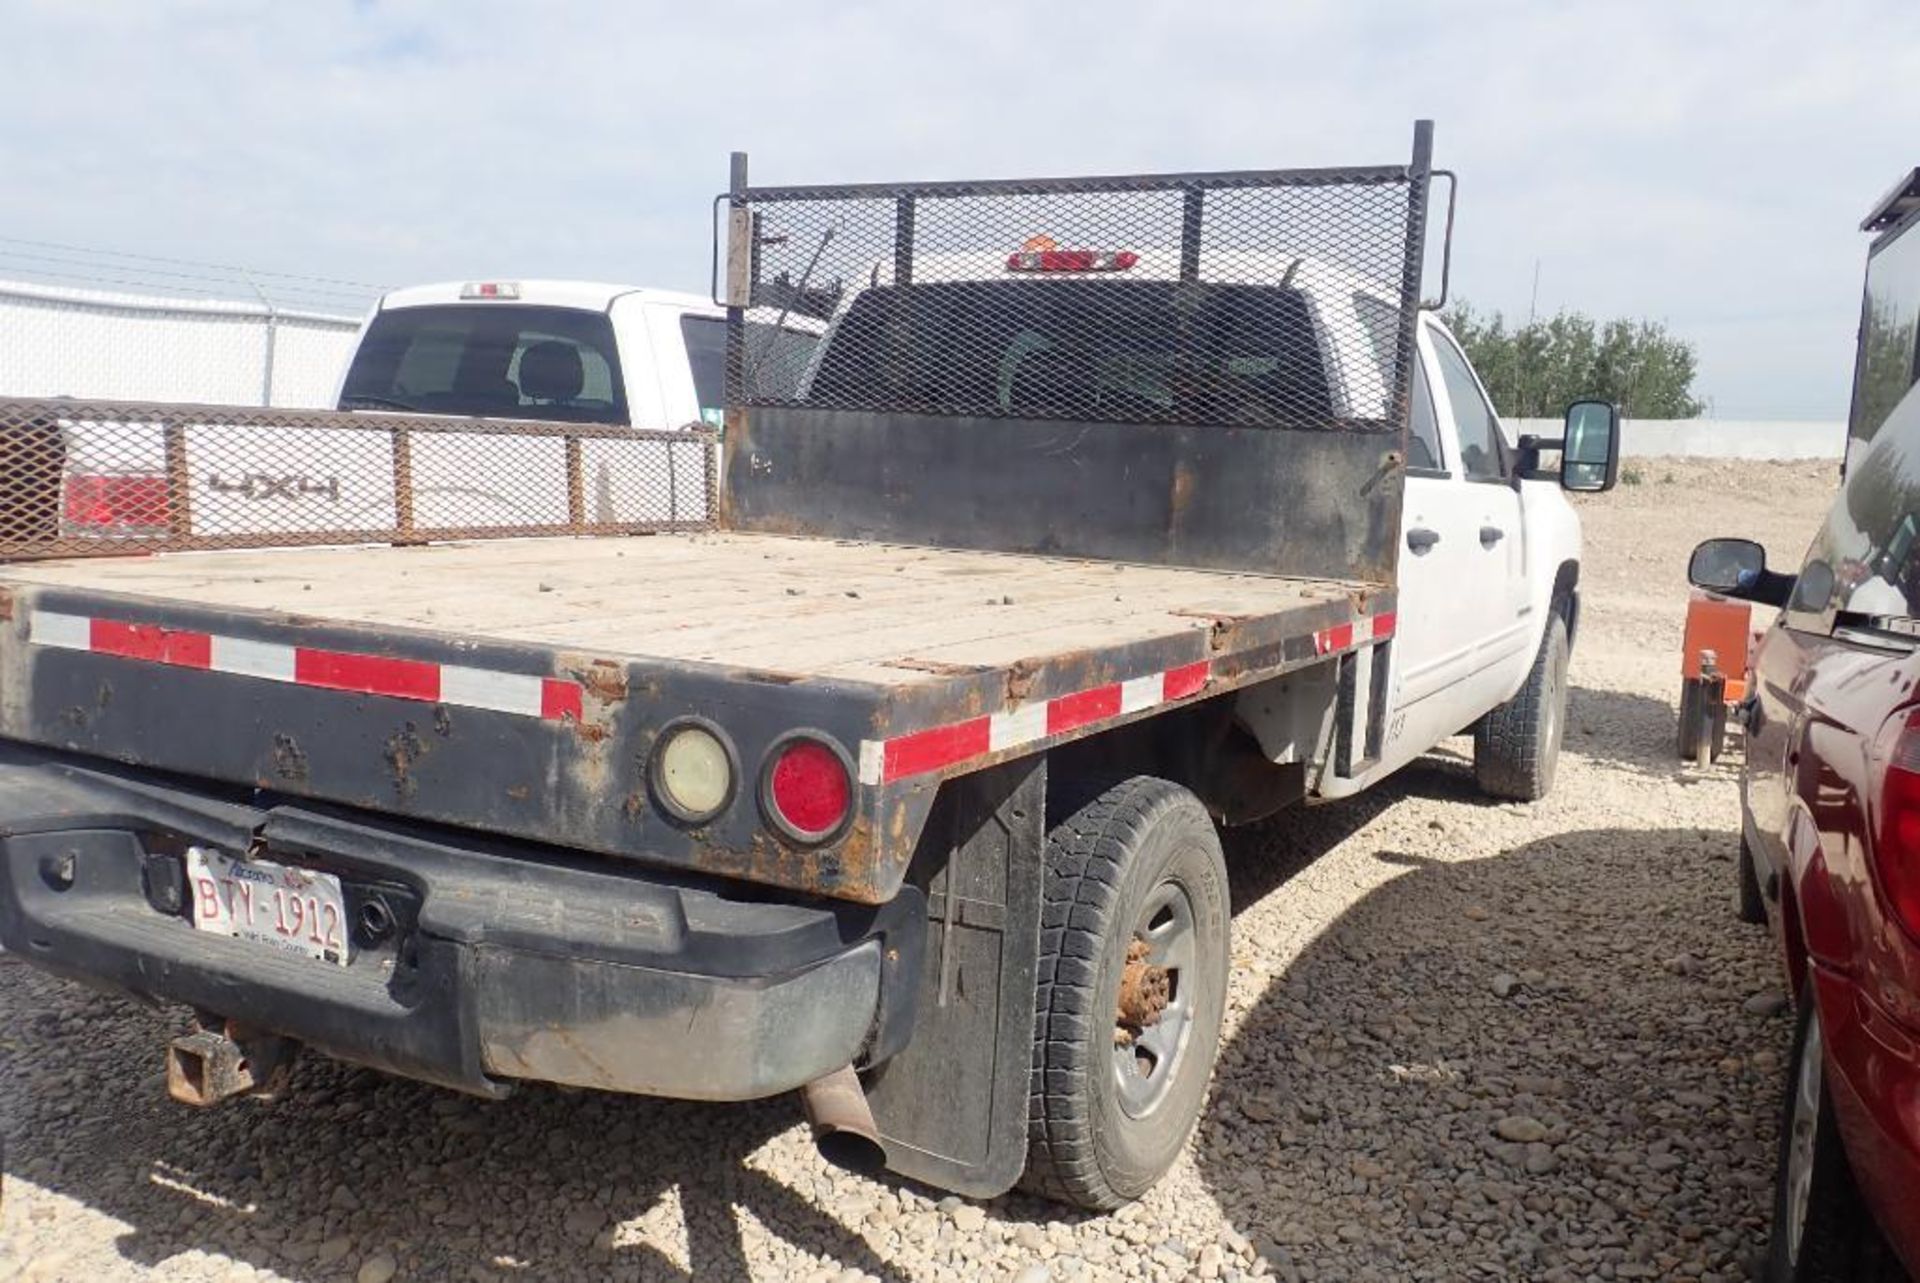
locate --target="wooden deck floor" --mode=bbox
[3,534,1363,686]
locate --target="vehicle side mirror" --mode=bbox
[1688,537,1791,606]
[1560,400,1620,493]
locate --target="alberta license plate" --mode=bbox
[186,846,350,966]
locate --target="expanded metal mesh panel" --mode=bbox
[729,167,1422,432]
[0,397,717,561]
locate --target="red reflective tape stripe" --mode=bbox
[1163,661,1210,700]
[540,678,584,722]
[884,717,991,782]
[1371,611,1397,640]
[1319,622,1355,655]
[90,618,211,669]
[294,648,440,702]
[1047,684,1122,735]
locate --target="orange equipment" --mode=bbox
[1677,591,1762,762]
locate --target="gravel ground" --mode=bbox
[0,458,1842,1283]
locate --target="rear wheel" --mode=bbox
[1765,995,1903,1282]
[1022,776,1230,1211]
[1474,612,1569,801]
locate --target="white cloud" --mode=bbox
[2,0,1917,415]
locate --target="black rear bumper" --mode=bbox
[0,743,923,1100]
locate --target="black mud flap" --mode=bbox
[863,756,1044,1197]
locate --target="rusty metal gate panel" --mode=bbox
[0,397,718,561]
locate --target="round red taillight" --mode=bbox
[763,736,852,843]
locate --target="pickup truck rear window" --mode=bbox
[806,281,1336,428]
[340,305,629,424]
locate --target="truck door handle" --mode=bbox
[1479,525,1505,546]
[1406,527,1440,552]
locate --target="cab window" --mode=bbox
[1850,221,1920,453]
[1790,391,1920,628]
[1430,331,1506,481]
[1408,359,1443,472]
[340,304,627,424]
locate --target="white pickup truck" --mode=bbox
[57,280,821,538]
[0,123,1620,1210]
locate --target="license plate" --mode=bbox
[186,846,350,966]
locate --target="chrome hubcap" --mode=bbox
[1112,879,1197,1118]
[1784,1012,1824,1265]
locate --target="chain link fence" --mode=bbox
[0,238,381,408]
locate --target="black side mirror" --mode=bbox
[1689,538,1766,592]
[1688,537,1793,606]
[1560,400,1621,493]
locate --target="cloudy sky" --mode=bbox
[5,0,1918,418]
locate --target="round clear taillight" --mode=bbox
[762,734,853,844]
[649,721,735,824]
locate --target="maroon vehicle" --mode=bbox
[1690,170,1920,1283]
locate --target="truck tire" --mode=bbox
[1022,776,1230,1211]
[1474,612,1569,802]
[1738,834,1769,925]
[1764,996,1904,1282]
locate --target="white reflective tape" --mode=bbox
[28,611,91,651]
[440,665,543,717]
[1119,673,1162,715]
[989,702,1048,752]
[857,739,884,787]
[210,634,297,683]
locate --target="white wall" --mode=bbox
[0,279,362,408]
[1508,416,1845,460]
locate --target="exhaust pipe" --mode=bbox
[166,1021,297,1107]
[800,1064,887,1176]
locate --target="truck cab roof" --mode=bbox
[374,279,718,316]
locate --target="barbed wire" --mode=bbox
[0,235,387,317]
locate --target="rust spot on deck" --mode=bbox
[735,668,803,686]
[885,657,991,677]
[0,588,14,622]
[271,733,309,784]
[575,661,628,704]
[382,722,426,800]
[1171,610,1255,652]
[1005,658,1041,703]
[686,816,893,905]
[1168,460,1197,530]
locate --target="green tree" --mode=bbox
[1440,302,1705,419]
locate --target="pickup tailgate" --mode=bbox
[0,534,1391,902]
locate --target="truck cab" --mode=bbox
[1357,311,1597,798]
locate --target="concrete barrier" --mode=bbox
[1508,417,1844,461]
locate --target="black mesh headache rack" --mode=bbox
[718,120,1438,585]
